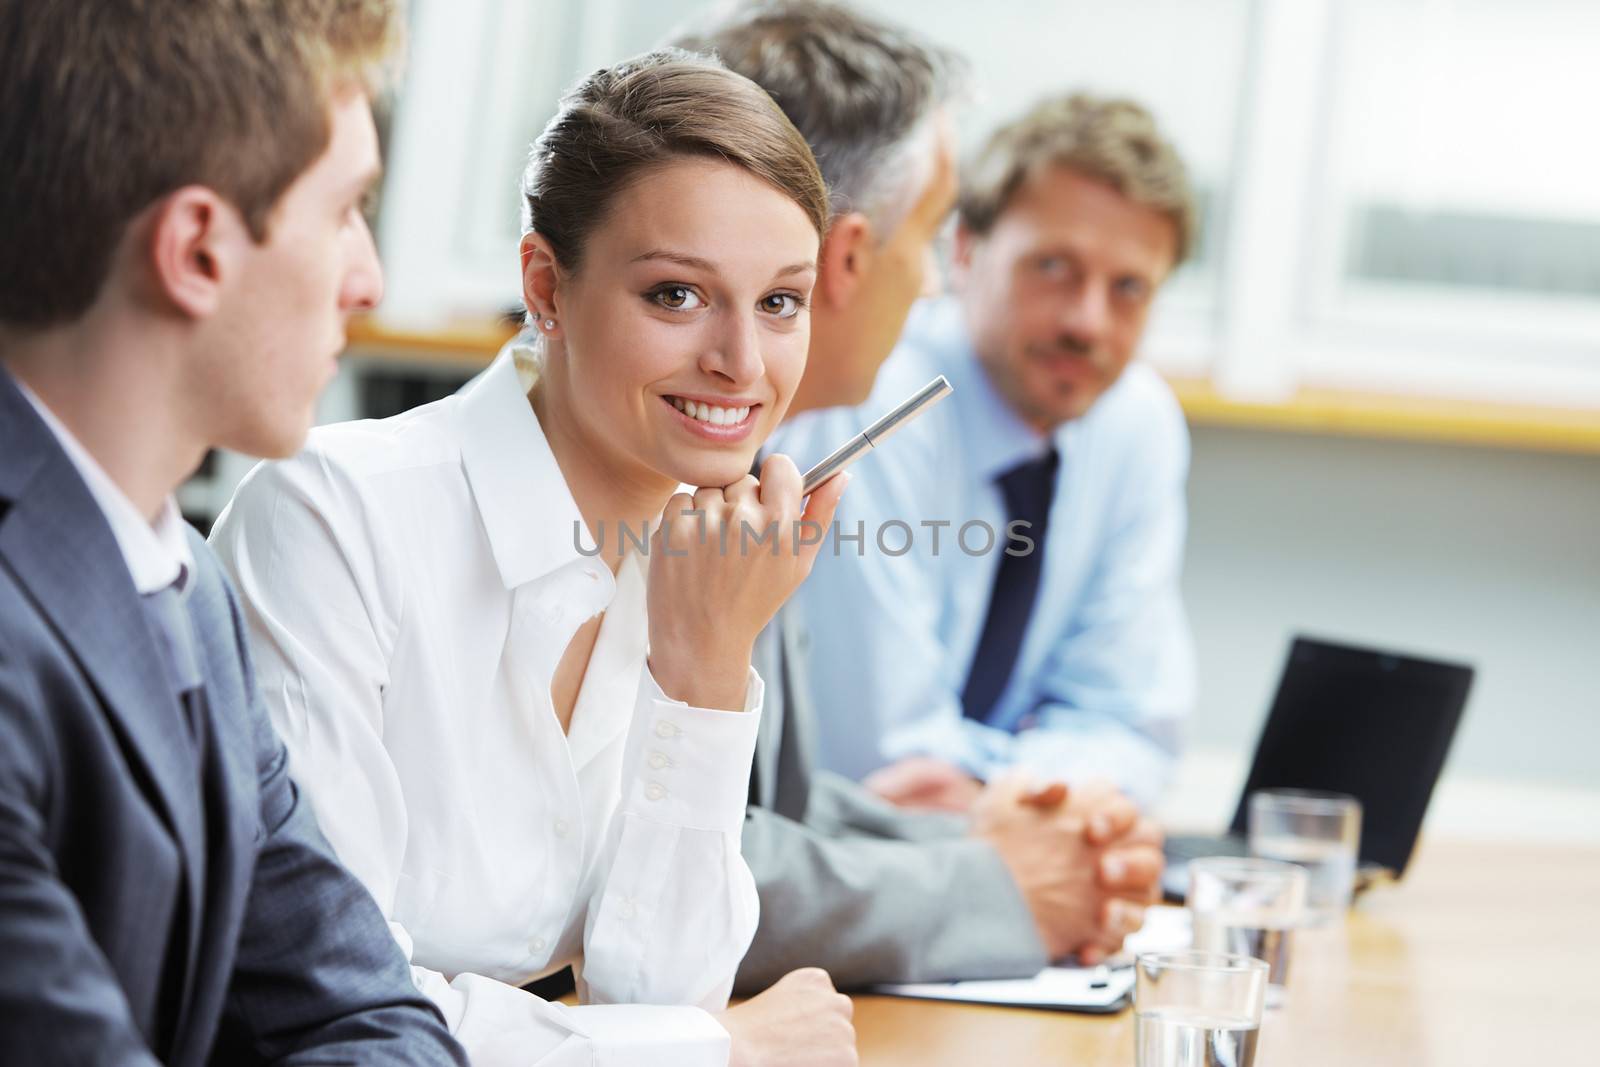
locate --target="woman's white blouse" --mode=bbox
[209,350,763,1067]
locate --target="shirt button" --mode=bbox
[553,818,569,838]
[644,782,667,801]
[647,750,672,771]
[654,720,680,739]
[618,898,638,921]
[529,935,548,955]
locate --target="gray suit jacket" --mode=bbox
[735,607,1046,993]
[0,369,466,1066]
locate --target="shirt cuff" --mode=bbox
[885,714,1002,781]
[624,667,763,834]
[954,716,1021,782]
[565,1003,730,1067]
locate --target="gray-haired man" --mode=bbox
[674,0,1165,993]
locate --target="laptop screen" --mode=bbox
[1226,637,1473,875]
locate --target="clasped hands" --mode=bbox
[867,756,1163,965]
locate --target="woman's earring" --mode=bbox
[543,319,556,332]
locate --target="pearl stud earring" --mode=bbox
[543,319,556,331]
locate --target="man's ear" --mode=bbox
[520,232,564,333]
[147,185,242,319]
[817,211,874,310]
[950,220,979,290]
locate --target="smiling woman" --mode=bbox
[210,50,857,1067]
[520,51,828,492]
[527,157,820,488]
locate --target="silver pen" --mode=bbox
[800,375,953,495]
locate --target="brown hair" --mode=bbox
[960,92,1197,264]
[673,0,963,233]
[0,0,403,329]
[522,50,829,278]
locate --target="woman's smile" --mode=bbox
[661,392,761,442]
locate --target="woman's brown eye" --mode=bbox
[761,293,801,318]
[650,285,704,311]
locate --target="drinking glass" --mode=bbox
[1249,789,1362,925]
[1135,951,1269,1067]
[1187,857,1306,1007]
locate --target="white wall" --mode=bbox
[368,0,1600,839]
[1162,425,1600,840]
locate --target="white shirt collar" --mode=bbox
[455,338,597,590]
[16,380,194,595]
[917,299,1064,482]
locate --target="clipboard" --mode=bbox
[871,963,1135,1013]
[868,905,1191,1013]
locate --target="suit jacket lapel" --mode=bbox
[181,552,259,1043]
[773,608,815,822]
[0,373,207,967]
[165,550,262,1067]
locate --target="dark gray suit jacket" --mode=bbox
[735,608,1047,993]
[0,369,466,1066]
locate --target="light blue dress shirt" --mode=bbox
[776,297,1195,809]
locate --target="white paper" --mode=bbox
[870,906,1193,1011]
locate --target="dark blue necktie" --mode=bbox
[961,448,1059,724]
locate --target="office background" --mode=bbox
[197,0,1600,839]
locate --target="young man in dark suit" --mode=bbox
[0,2,467,1063]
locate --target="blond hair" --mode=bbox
[959,92,1196,264]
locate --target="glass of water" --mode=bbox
[1187,857,1306,1007]
[1135,951,1269,1067]
[1249,789,1362,925]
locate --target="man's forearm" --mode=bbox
[736,806,1045,993]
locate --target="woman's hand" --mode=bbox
[647,454,847,711]
[719,968,857,1067]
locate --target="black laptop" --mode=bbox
[1162,636,1473,901]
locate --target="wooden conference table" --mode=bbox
[848,840,1600,1066]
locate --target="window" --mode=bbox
[377,0,1252,377]
[1294,0,1600,403]
[375,0,1600,408]
[856,0,1253,377]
